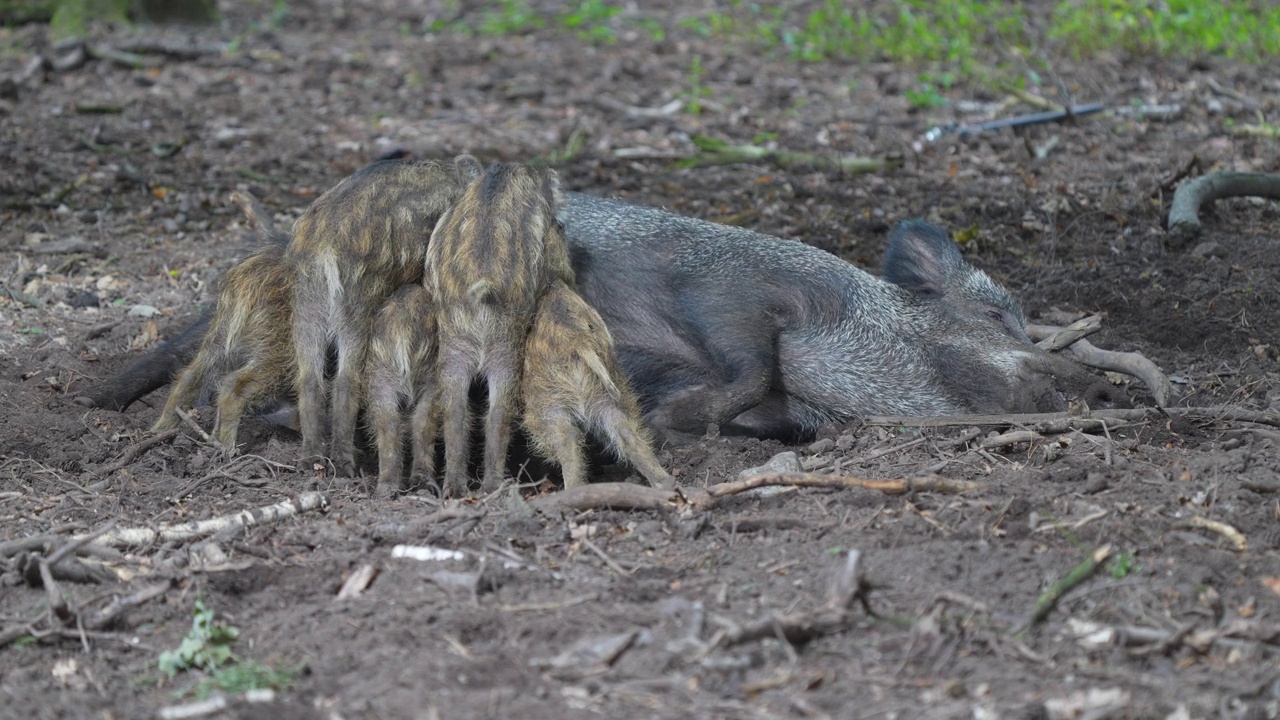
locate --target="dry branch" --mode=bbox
[681,136,903,174]
[528,473,977,516]
[1034,315,1101,351]
[1167,171,1280,247]
[527,483,678,515]
[76,492,328,549]
[1185,516,1248,551]
[688,472,978,511]
[1026,323,1173,405]
[93,428,181,477]
[866,406,1280,431]
[717,550,868,647]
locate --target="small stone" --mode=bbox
[127,304,160,318]
[835,433,856,451]
[67,289,99,308]
[807,438,835,454]
[737,451,800,480]
[1190,241,1224,258]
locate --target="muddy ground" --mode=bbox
[3,1,1280,718]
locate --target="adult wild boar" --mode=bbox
[80,190,1124,444]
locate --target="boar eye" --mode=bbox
[985,309,1003,323]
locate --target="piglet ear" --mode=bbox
[542,168,564,208]
[454,154,483,185]
[881,219,964,298]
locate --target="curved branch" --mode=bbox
[1167,171,1280,247]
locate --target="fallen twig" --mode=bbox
[680,136,903,174]
[174,407,227,453]
[717,550,868,647]
[527,483,678,515]
[76,492,328,549]
[687,472,977,511]
[0,282,46,308]
[371,507,487,544]
[1167,171,1280,247]
[1229,123,1280,140]
[1022,544,1112,631]
[866,406,1280,430]
[93,428,181,477]
[1034,315,1102,351]
[86,43,164,69]
[1184,516,1248,551]
[1026,324,1173,405]
[528,472,977,516]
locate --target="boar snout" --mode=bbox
[1017,351,1131,413]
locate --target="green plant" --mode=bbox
[1109,552,1140,578]
[681,56,714,115]
[158,599,297,700]
[477,0,544,36]
[158,599,239,679]
[905,71,953,109]
[560,0,621,43]
[1051,0,1280,61]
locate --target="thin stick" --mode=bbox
[174,407,225,452]
[579,537,633,577]
[93,428,181,476]
[865,406,1280,429]
[1034,315,1102,351]
[689,472,978,511]
[76,492,329,549]
[1022,544,1112,630]
[1186,516,1248,551]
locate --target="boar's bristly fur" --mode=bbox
[522,280,674,489]
[426,162,575,496]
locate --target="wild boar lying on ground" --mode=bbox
[85,179,1127,449]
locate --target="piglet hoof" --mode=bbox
[479,474,505,496]
[651,475,677,491]
[443,475,470,500]
[373,480,400,500]
[329,452,358,478]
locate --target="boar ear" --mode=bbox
[542,168,564,208]
[454,154,483,184]
[882,220,964,298]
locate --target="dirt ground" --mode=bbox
[3,1,1280,717]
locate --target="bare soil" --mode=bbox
[3,1,1280,718]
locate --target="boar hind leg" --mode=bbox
[212,366,273,451]
[438,350,475,498]
[480,355,519,493]
[593,405,674,489]
[644,353,775,443]
[408,387,439,491]
[328,315,373,477]
[153,352,216,432]
[526,407,588,489]
[367,380,407,498]
[292,309,330,464]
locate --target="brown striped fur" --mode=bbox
[154,192,294,449]
[364,283,439,498]
[522,281,674,489]
[286,154,482,475]
[425,162,574,496]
